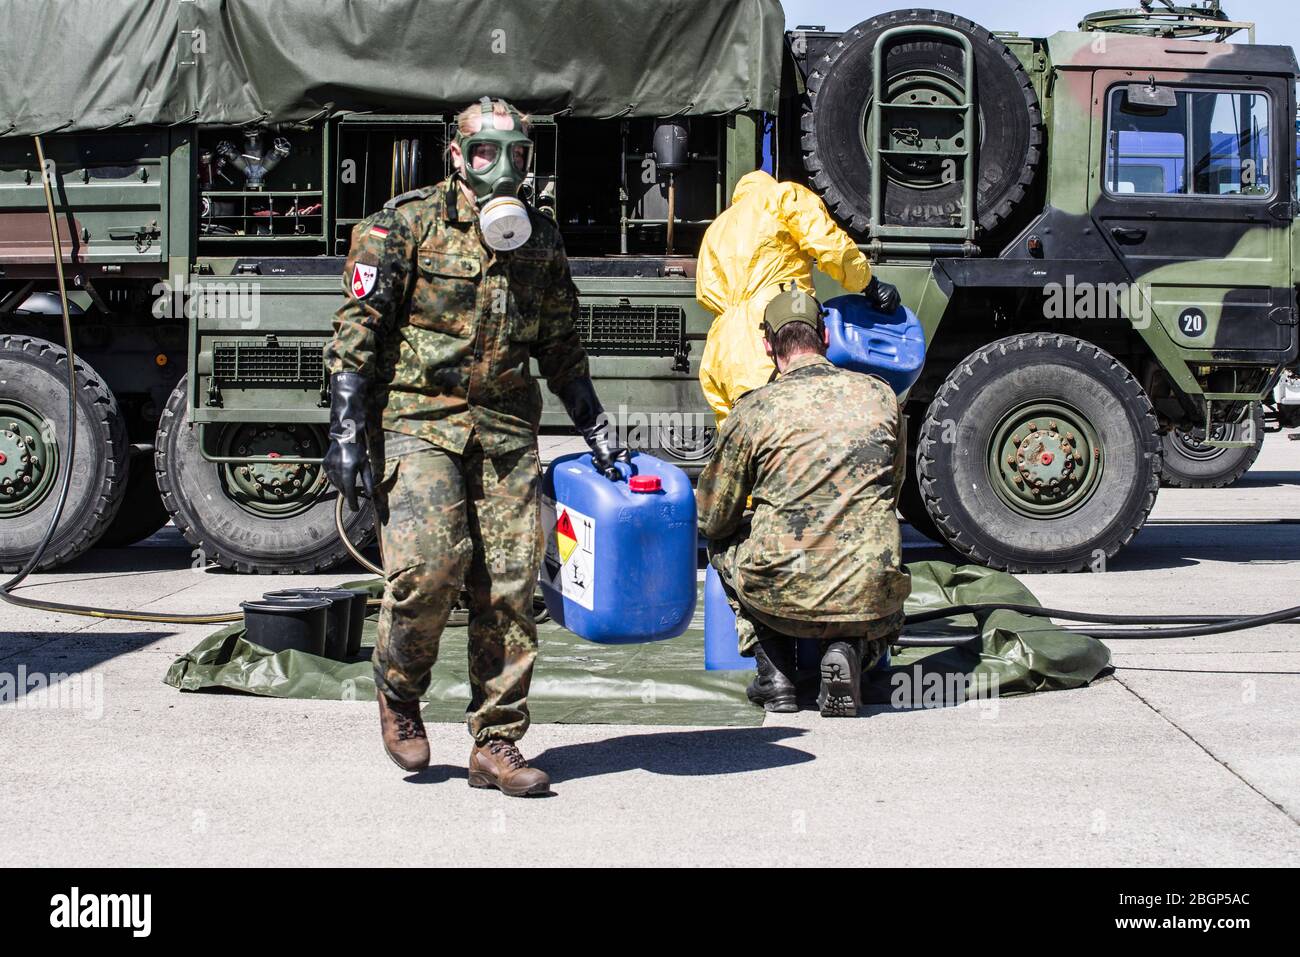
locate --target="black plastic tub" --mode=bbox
[341,591,370,656]
[264,588,357,659]
[240,598,329,656]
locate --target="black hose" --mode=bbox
[0,137,242,624]
[1,136,77,593]
[905,602,1300,627]
[896,601,1300,647]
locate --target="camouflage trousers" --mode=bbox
[373,430,543,744]
[711,542,900,667]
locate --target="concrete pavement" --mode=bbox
[1,432,1297,867]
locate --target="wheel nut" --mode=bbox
[1012,434,1021,445]
[1028,422,1037,431]
[1049,421,1058,431]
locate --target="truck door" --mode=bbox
[1089,71,1296,360]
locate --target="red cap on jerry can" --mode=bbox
[629,474,662,493]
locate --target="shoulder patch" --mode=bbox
[383,186,435,210]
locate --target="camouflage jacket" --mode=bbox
[697,353,911,623]
[324,176,589,457]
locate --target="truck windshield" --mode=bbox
[1106,87,1272,198]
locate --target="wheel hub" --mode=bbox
[1172,424,1230,462]
[221,423,326,518]
[0,401,58,516]
[990,405,1103,517]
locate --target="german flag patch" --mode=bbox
[369,225,390,240]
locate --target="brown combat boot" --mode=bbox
[468,739,551,797]
[376,689,430,771]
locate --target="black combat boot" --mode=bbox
[818,639,866,717]
[747,638,799,713]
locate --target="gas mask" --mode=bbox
[455,101,535,251]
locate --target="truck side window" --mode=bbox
[1106,87,1272,198]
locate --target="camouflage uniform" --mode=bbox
[696,353,911,661]
[324,176,589,743]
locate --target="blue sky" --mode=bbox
[781,1,1297,54]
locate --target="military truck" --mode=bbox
[1,1,1295,576]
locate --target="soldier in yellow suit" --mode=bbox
[697,170,900,423]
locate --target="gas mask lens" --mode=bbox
[468,143,498,171]
[510,142,532,174]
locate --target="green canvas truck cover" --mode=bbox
[0,0,785,136]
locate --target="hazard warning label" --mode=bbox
[539,496,596,611]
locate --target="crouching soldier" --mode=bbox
[696,287,911,716]
[323,98,624,795]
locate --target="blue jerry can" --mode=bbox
[823,294,926,395]
[705,565,892,673]
[540,452,697,644]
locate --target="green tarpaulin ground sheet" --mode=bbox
[164,562,1112,726]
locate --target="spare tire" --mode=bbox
[802,8,1044,236]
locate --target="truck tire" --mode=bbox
[802,9,1044,235]
[155,376,375,574]
[1160,403,1264,489]
[95,445,171,547]
[916,334,1161,573]
[897,411,944,542]
[0,334,129,572]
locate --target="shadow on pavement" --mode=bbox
[526,726,815,783]
[1232,471,1299,488]
[906,522,1300,573]
[1107,523,1300,571]
[1,631,176,701]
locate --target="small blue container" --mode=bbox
[823,294,926,395]
[705,565,892,673]
[704,564,750,670]
[541,452,697,644]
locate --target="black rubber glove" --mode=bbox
[866,275,902,314]
[557,377,631,481]
[323,372,376,512]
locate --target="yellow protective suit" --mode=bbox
[697,170,871,423]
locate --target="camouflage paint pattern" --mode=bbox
[697,352,911,642]
[372,430,544,744]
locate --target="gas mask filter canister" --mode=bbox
[478,187,532,252]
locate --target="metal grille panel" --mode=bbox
[577,304,684,356]
[212,340,325,385]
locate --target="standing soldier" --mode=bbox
[697,287,910,716]
[323,98,625,796]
